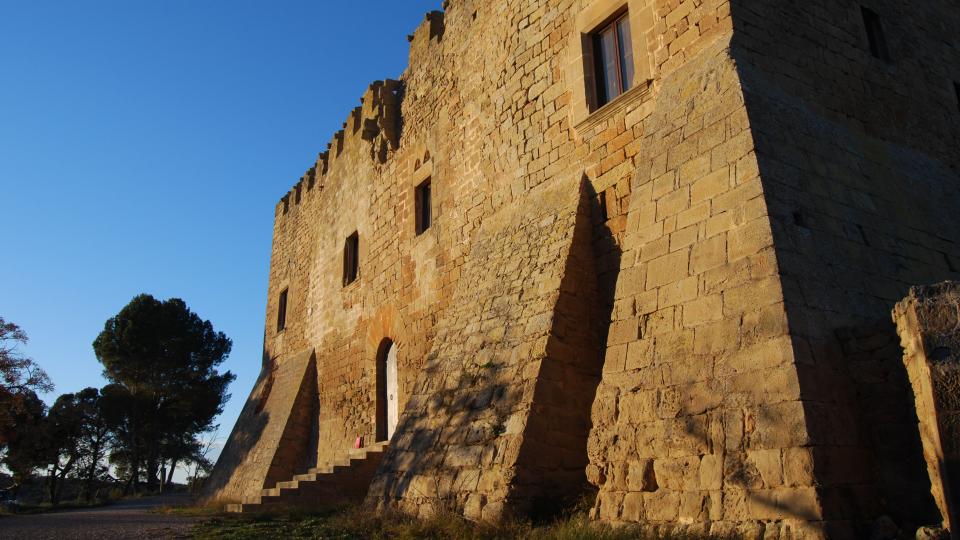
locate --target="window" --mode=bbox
[277,289,288,332]
[954,81,960,113]
[343,232,359,286]
[415,178,432,235]
[861,7,890,62]
[592,12,634,108]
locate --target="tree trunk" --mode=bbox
[145,444,160,492]
[123,456,138,496]
[83,437,102,501]
[53,457,76,506]
[47,466,59,506]
[166,458,177,486]
[83,444,99,502]
[9,480,22,499]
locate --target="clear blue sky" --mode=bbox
[0,0,439,471]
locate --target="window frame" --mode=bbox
[415,178,433,235]
[861,6,891,63]
[277,288,288,332]
[591,11,633,108]
[567,0,655,129]
[953,81,960,113]
[343,232,360,287]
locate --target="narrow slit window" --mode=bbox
[277,289,288,332]
[592,12,634,108]
[343,232,359,286]
[954,81,960,112]
[415,178,432,235]
[861,7,891,62]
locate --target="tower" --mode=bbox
[207,2,960,537]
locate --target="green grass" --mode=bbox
[154,501,226,517]
[189,506,733,540]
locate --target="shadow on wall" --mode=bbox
[371,360,513,508]
[723,0,956,529]
[367,178,620,522]
[511,179,621,521]
[201,349,274,502]
[203,348,319,502]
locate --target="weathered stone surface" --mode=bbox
[365,177,605,521]
[894,283,960,537]
[203,0,960,538]
[205,350,317,502]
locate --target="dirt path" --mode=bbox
[0,494,198,539]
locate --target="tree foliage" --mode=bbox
[1,390,46,492]
[92,294,235,492]
[0,302,233,504]
[0,318,53,445]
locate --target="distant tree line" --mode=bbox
[0,294,234,505]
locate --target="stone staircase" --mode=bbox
[225,442,389,513]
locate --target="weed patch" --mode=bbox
[191,505,735,540]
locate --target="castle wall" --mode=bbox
[366,177,601,522]
[725,0,960,534]
[258,0,663,476]
[586,32,825,538]
[209,0,960,535]
[204,349,316,502]
[894,282,960,533]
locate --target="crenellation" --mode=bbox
[208,1,960,537]
[332,129,344,157]
[316,151,329,177]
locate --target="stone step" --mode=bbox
[226,442,390,513]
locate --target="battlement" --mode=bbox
[407,10,445,48]
[219,1,960,535]
[274,8,446,217]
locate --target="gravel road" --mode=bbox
[0,494,198,539]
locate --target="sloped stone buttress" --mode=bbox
[225,442,389,513]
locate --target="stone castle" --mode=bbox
[203,0,960,537]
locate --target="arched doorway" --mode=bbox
[376,339,398,442]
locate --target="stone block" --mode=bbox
[622,492,645,521]
[746,487,822,521]
[691,168,730,204]
[727,218,774,263]
[690,233,727,275]
[700,453,724,490]
[683,294,723,327]
[647,250,690,289]
[628,458,659,492]
[893,282,960,533]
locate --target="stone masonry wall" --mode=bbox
[208,0,960,535]
[205,349,316,502]
[587,34,822,538]
[251,0,677,477]
[726,0,960,535]
[366,176,599,522]
[894,282,960,534]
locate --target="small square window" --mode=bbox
[277,289,288,332]
[592,12,634,108]
[861,7,891,62]
[415,178,432,235]
[343,232,359,286]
